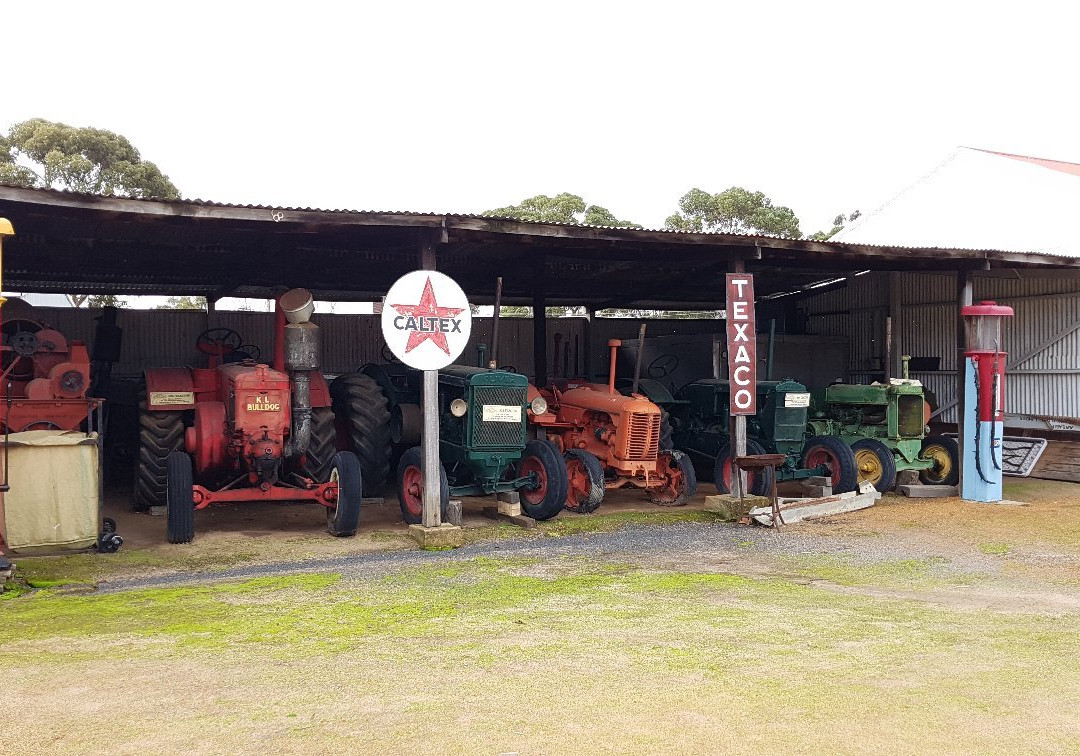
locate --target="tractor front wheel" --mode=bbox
[564,449,605,514]
[396,446,449,525]
[517,440,569,521]
[852,438,897,492]
[802,435,859,493]
[649,449,697,506]
[919,435,960,486]
[326,451,363,537]
[166,452,195,544]
[714,439,773,496]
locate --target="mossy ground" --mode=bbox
[3,554,1080,753]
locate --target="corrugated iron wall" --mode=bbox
[803,271,1080,423]
[26,308,587,378]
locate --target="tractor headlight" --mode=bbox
[450,398,469,417]
[530,396,548,416]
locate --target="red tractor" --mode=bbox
[134,289,362,543]
[528,339,696,513]
[0,314,101,432]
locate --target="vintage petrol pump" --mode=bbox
[961,301,1014,502]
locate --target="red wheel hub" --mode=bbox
[565,457,589,509]
[722,457,759,492]
[520,455,548,505]
[804,447,841,487]
[401,464,423,518]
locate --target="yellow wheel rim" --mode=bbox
[855,448,882,485]
[922,444,952,483]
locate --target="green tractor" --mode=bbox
[806,380,959,492]
[659,378,859,496]
[331,364,568,522]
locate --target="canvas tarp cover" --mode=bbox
[0,430,100,552]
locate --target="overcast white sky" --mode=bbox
[5,1,1079,236]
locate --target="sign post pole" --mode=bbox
[381,257,472,541]
[726,269,757,498]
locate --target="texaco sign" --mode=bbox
[381,271,472,370]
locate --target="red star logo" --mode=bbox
[390,276,464,355]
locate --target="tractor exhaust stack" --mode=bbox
[280,289,319,458]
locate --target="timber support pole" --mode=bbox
[533,255,548,388]
[420,240,441,528]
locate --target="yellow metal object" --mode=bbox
[854,447,883,486]
[920,444,953,484]
[0,217,13,308]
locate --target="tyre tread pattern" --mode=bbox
[134,407,185,512]
[330,373,393,496]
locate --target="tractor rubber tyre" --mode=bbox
[298,407,337,483]
[564,449,605,514]
[649,449,698,506]
[802,435,859,494]
[326,450,363,537]
[659,410,674,451]
[714,439,773,496]
[517,439,569,521]
[852,438,897,493]
[134,407,186,512]
[919,435,960,486]
[330,373,393,497]
[166,452,195,544]
[396,446,450,525]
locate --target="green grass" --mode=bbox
[780,554,988,590]
[978,542,1010,555]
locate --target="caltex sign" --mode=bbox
[381,270,472,370]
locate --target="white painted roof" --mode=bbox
[833,148,1080,257]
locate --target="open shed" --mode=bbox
[2,184,1080,484]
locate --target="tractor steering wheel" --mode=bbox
[233,343,262,361]
[196,328,243,357]
[648,354,679,379]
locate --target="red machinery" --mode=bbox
[529,339,697,512]
[0,316,101,432]
[135,289,362,543]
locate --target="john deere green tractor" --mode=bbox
[659,378,859,496]
[332,364,568,522]
[806,380,959,492]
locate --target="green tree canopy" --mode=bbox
[485,192,640,228]
[0,118,180,199]
[664,187,802,238]
[809,210,862,241]
[156,296,207,310]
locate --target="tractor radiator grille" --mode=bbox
[472,386,527,448]
[898,395,925,438]
[624,412,661,461]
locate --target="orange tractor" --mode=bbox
[528,339,696,513]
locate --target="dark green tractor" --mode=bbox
[660,378,859,495]
[332,364,568,522]
[806,381,959,492]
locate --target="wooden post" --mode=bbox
[729,259,747,499]
[956,269,973,491]
[533,256,548,388]
[888,272,902,379]
[420,241,441,528]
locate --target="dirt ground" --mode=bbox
[4,476,1080,754]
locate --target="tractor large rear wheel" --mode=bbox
[298,407,337,483]
[330,373,393,496]
[166,452,195,544]
[517,440,569,521]
[134,405,186,512]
